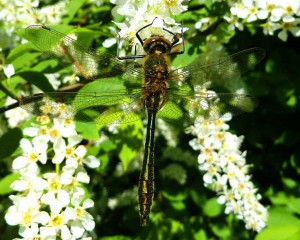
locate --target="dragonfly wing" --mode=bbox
[25,25,144,84]
[20,91,144,125]
[170,47,265,91]
[158,89,258,123]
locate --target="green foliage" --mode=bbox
[0,173,21,195]
[1,0,300,239]
[0,128,22,159]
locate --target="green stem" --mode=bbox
[56,163,60,175]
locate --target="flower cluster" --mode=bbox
[5,116,100,239]
[227,0,300,41]
[187,119,268,232]
[230,0,300,41]
[111,0,188,54]
[0,0,67,50]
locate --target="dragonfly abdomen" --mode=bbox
[138,109,156,226]
[138,165,155,226]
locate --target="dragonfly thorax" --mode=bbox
[143,37,172,55]
[142,51,170,111]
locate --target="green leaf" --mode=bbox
[18,71,55,92]
[63,0,86,24]
[211,223,231,238]
[75,121,99,140]
[9,51,42,72]
[6,42,41,70]
[287,198,300,215]
[204,0,213,8]
[101,139,117,152]
[210,1,230,16]
[118,143,136,172]
[267,207,300,226]
[162,191,187,201]
[0,173,21,195]
[256,225,300,240]
[170,201,186,211]
[97,153,109,173]
[75,29,101,47]
[214,22,235,42]
[282,177,298,189]
[79,78,126,93]
[0,128,22,159]
[193,229,207,240]
[203,197,223,217]
[30,59,60,72]
[0,75,24,96]
[157,101,184,120]
[160,164,186,185]
[269,191,289,205]
[172,42,199,68]
[190,189,205,208]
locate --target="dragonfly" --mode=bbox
[20,19,265,226]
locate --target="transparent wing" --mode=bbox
[20,90,258,124]
[25,25,144,84]
[157,90,258,123]
[20,91,145,125]
[170,47,265,90]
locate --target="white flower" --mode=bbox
[10,174,48,193]
[63,199,95,238]
[272,0,300,22]
[262,20,281,36]
[45,73,61,90]
[83,155,101,168]
[24,118,78,144]
[63,74,80,84]
[112,0,188,52]
[15,0,39,9]
[38,1,67,24]
[12,138,48,173]
[224,15,244,31]
[41,173,70,215]
[52,135,84,164]
[230,2,249,19]
[103,37,117,48]
[156,0,188,15]
[3,63,15,78]
[18,223,40,239]
[277,18,300,41]
[5,190,51,226]
[188,116,268,232]
[5,97,31,128]
[39,226,57,239]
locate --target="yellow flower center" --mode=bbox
[38,115,51,124]
[40,104,52,115]
[249,7,257,14]
[49,128,60,139]
[282,22,292,30]
[23,209,33,225]
[65,146,74,157]
[267,4,275,12]
[39,126,48,135]
[76,207,84,218]
[285,5,293,15]
[29,152,38,162]
[49,178,61,192]
[51,214,63,227]
[165,0,177,7]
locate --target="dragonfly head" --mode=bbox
[143,37,172,55]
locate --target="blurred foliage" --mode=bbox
[1,0,300,239]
